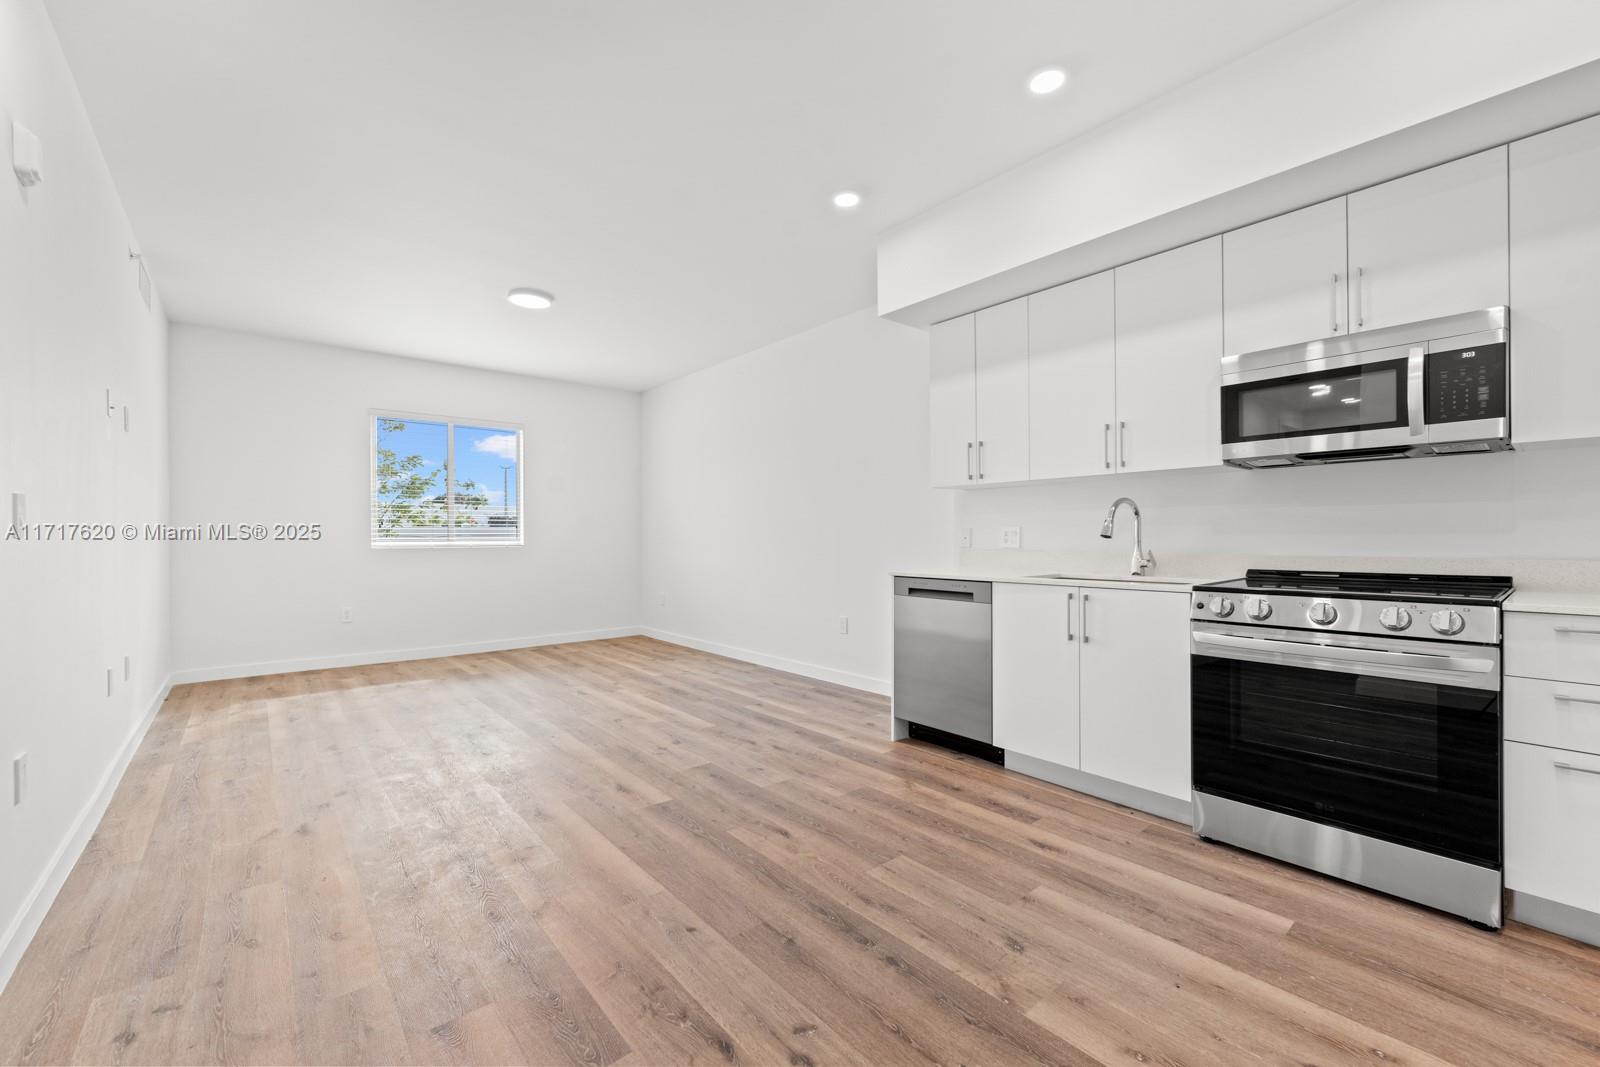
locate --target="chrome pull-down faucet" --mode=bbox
[1100,497,1155,576]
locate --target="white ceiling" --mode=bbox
[46,0,1350,390]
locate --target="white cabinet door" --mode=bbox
[974,298,1029,483]
[1114,237,1223,474]
[1347,147,1508,332]
[1029,272,1116,480]
[1223,197,1348,355]
[929,314,976,488]
[993,584,1080,769]
[1078,588,1192,800]
[1511,115,1600,446]
[1505,741,1600,913]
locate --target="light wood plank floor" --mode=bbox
[2,637,1599,1066]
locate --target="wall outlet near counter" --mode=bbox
[1000,526,1022,549]
[959,528,972,549]
[837,615,849,635]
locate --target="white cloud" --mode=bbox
[472,433,519,460]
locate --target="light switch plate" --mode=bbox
[12,121,42,187]
[837,616,849,635]
[1000,526,1023,549]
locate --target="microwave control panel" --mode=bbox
[1425,342,1507,424]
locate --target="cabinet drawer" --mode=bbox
[1506,676,1600,755]
[1505,741,1600,912]
[1505,613,1600,685]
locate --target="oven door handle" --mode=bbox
[1193,630,1496,677]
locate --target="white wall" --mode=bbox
[878,0,1600,320]
[642,307,955,693]
[0,0,171,989]
[168,325,641,679]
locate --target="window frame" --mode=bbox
[369,408,525,548]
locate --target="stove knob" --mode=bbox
[1430,609,1466,636]
[1244,596,1273,621]
[1379,606,1413,632]
[1210,597,1235,619]
[1308,601,1339,626]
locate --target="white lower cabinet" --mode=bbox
[993,584,1080,769]
[993,583,1191,803]
[1505,741,1600,914]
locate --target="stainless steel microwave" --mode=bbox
[1220,307,1510,468]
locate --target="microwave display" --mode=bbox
[1426,343,1507,424]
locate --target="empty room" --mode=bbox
[6,0,1600,1064]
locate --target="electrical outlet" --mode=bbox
[658,592,667,608]
[838,616,849,635]
[10,492,22,525]
[1000,526,1023,549]
[13,753,27,806]
[340,606,353,624]
[959,527,972,549]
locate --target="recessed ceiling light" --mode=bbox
[507,287,554,310]
[1028,67,1068,95]
[832,190,862,209]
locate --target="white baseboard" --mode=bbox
[642,627,889,695]
[0,675,173,996]
[170,626,644,684]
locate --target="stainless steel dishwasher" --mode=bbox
[892,577,995,757]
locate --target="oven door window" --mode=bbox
[1222,357,1410,444]
[1192,653,1500,867]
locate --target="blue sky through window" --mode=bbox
[373,416,520,541]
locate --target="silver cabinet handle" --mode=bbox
[1331,273,1340,333]
[1554,761,1600,777]
[977,440,985,480]
[1081,593,1091,644]
[1355,266,1365,329]
[966,441,974,481]
[1554,626,1600,635]
[1118,421,1127,468]
[1066,592,1075,641]
[1554,693,1600,706]
[1103,423,1111,469]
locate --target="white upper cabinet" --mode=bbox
[993,583,1080,770]
[974,298,1030,483]
[928,314,977,488]
[1114,237,1223,474]
[1346,147,1508,332]
[1078,588,1192,801]
[1510,114,1600,447]
[1029,271,1116,480]
[1223,197,1348,355]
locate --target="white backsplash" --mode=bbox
[955,440,1600,593]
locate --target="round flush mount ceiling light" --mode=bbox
[1028,66,1068,95]
[507,287,555,310]
[831,190,862,209]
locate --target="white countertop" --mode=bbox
[892,569,1207,595]
[1506,589,1600,617]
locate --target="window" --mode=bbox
[370,413,522,545]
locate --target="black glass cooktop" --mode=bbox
[1196,569,1514,605]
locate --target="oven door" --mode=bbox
[1220,343,1425,464]
[1191,622,1501,868]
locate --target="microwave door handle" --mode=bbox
[1192,630,1496,676]
[1407,347,1427,438]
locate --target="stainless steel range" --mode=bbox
[1189,570,1513,927]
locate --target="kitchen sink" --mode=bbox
[1025,573,1184,583]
